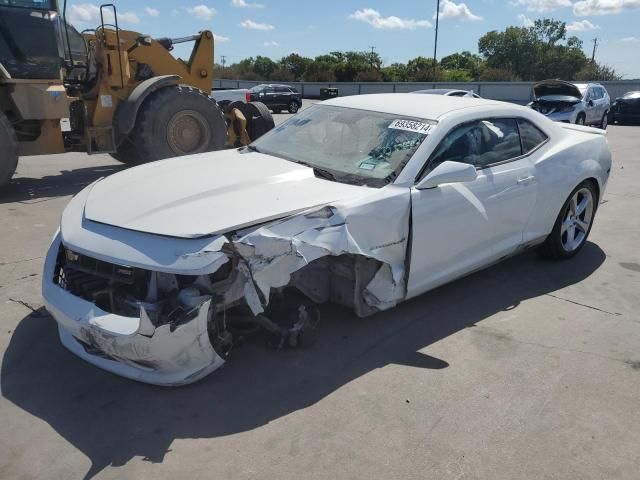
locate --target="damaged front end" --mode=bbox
[529,79,583,123]
[43,187,410,385]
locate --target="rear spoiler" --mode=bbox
[560,123,607,136]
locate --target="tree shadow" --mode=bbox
[0,165,124,204]
[1,243,605,479]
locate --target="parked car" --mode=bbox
[43,94,611,385]
[610,91,640,124]
[412,88,481,98]
[529,80,610,128]
[248,84,302,113]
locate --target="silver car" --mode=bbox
[529,80,610,129]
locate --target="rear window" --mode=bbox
[518,119,548,153]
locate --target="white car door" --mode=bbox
[407,118,538,298]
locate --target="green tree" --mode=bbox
[440,51,485,79]
[478,18,589,81]
[279,53,311,80]
[575,62,622,81]
[382,63,410,82]
[406,57,443,81]
[253,56,276,80]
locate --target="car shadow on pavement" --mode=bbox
[1,243,605,479]
[0,165,124,204]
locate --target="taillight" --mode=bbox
[245,92,251,103]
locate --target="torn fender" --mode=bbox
[227,185,411,316]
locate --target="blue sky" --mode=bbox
[67,0,640,78]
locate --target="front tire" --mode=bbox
[600,111,609,130]
[0,112,19,188]
[576,113,586,126]
[128,85,227,164]
[539,181,597,259]
[288,101,300,114]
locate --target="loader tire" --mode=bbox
[248,101,275,140]
[228,101,275,142]
[0,112,19,188]
[109,137,143,165]
[130,85,227,164]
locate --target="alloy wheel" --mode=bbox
[560,187,594,252]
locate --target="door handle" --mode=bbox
[517,175,535,185]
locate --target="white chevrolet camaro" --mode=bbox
[42,94,612,385]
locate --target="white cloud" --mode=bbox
[437,0,482,21]
[186,5,217,20]
[566,19,601,31]
[621,36,640,42]
[70,3,140,24]
[145,7,159,17]
[509,0,572,12]
[573,0,640,16]
[231,0,264,8]
[214,33,230,43]
[239,19,275,30]
[263,40,280,46]
[349,8,431,30]
[517,13,535,26]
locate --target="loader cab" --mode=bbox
[0,0,67,79]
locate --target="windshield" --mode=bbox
[249,85,266,93]
[251,105,435,187]
[622,91,640,99]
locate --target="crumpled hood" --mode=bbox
[83,149,365,238]
[533,79,583,100]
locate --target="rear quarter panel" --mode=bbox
[525,126,611,243]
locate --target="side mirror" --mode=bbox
[588,99,594,106]
[416,161,478,189]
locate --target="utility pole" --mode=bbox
[221,55,227,71]
[591,38,598,63]
[433,0,441,79]
[369,46,376,70]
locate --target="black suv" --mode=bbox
[248,84,302,113]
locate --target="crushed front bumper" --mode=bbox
[42,232,225,386]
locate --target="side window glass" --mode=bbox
[517,119,548,153]
[429,118,522,170]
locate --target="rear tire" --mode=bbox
[288,101,299,114]
[128,85,227,164]
[0,112,19,188]
[539,180,597,260]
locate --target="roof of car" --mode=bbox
[412,89,466,94]
[322,93,505,120]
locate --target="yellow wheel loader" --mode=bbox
[0,1,274,187]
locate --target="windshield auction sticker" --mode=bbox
[388,119,434,134]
